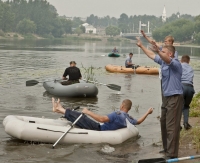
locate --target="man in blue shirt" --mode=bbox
[125,53,134,68]
[125,53,139,69]
[52,98,153,131]
[136,38,183,159]
[112,47,118,53]
[181,55,195,130]
[141,30,178,58]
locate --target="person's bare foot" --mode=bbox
[52,97,57,112]
[56,98,63,109]
[52,98,66,114]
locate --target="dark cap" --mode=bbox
[70,61,76,64]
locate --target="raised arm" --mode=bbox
[136,38,156,60]
[141,30,160,47]
[82,108,109,123]
[151,41,172,64]
[141,30,153,43]
[137,108,153,124]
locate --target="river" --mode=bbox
[0,39,200,163]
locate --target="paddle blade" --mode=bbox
[138,158,165,163]
[107,84,121,91]
[26,80,39,86]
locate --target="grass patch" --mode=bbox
[190,92,200,117]
[13,34,18,38]
[81,64,96,82]
[180,125,200,153]
[180,92,200,152]
[23,33,35,39]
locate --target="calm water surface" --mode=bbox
[0,39,200,163]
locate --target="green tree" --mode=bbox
[80,25,85,33]
[152,19,194,42]
[118,13,129,25]
[194,32,200,44]
[16,18,36,34]
[0,2,15,32]
[74,27,83,36]
[105,26,120,36]
[60,18,72,34]
[72,17,84,28]
[51,18,64,37]
[194,15,200,34]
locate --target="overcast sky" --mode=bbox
[47,0,199,18]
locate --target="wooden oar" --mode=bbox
[138,155,200,163]
[26,79,62,87]
[82,79,121,91]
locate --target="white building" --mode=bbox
[82,23,97,34]
[162,6,167,22]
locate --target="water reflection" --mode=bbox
[43,91,99,109]
[124,74,133,91]
[1,39,200,163]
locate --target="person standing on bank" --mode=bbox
[181,55,195,130]
[62,61,82,85]
[141,30,178,58]
[136,38,183,159]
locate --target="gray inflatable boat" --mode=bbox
[43,80,98,97]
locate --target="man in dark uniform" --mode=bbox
[62,61,82,85]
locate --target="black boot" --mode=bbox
[184,122,192,130]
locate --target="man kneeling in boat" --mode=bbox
[62,61,82,85]
[125,53,140,69]
[52,98,153,131]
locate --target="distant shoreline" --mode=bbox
[0,32,133,42]
[1,32,200,47]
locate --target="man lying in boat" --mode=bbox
[125,53,140,69]
[52,98,153,131]
[61,61,82,85]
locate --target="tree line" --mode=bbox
[0,0,78,38]
[152,14,200,44]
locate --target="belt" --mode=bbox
[182,83,193,87]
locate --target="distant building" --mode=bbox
[82,23,97,34]
[162,6,166,22]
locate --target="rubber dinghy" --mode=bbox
[105,64,134,73]
[3,115,139,145]
[43,80,98,97]
[108,53,120,57]
[105,64,159,75]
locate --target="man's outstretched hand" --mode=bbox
[147,108,154,114]
[136,37,142,47]
[141,30,146,38]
